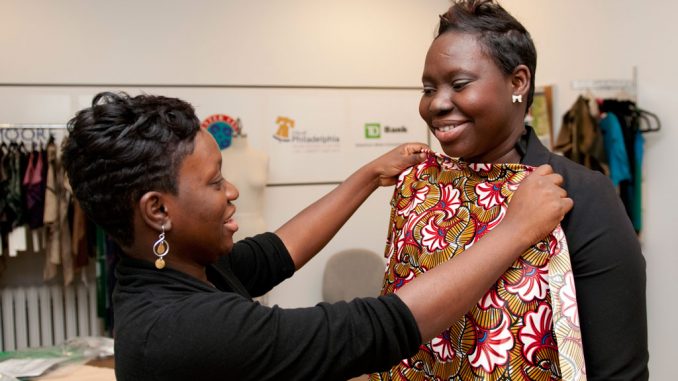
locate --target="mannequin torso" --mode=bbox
[220,135,269,243]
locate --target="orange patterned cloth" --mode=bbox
[371,152,586,381]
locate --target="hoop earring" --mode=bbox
[512,94,523,104]
[153,225,170,269]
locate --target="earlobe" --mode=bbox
[511,64,531,96]
[139,192,172,232]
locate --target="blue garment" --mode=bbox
[631,131,644,231]
[599,113,632,186]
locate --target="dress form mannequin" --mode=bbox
[220,133,269,243]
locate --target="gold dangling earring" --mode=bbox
[153,225,170,269]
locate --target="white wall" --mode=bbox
[1,0,675,378]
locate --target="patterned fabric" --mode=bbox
[371,152,586,381]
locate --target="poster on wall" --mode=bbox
[0,85,428,185]
[527,85,554,150]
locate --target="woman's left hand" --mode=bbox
[369,142,430,187]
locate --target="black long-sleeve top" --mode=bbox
[113,232,421,381]
[520,127,649,380]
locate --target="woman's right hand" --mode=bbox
[501,164,573,247]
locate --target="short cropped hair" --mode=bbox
[438,0,537,109]
[62,92,201,247]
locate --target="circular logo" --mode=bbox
[200,114,239,149]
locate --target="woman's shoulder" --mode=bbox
[547,153,617,200]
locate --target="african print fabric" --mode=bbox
[370,152,586,381]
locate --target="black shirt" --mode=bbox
[113,232,421,381]
[521,127,649,380]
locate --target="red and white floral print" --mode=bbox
[396,166,414,188]
[397,184,430,217]
[437,183,462,217]
[431,331,456,362]
[392,213,425,262]
[422,217,450,252]
[560,271,580,327]
[475,181,506,210]
[472,204,506,243]
[468,313,514,373]
[519,303,556,364]
[469,162,492,172]
[505,263,550,302]
[374,152,585,381]
[478,289,506,310]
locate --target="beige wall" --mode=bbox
[1,0,675,377]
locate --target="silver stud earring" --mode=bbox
[512,94,523,104]
[153,225,170,269]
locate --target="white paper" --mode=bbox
[0,357,68,378]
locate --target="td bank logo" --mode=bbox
[364,123,381,139]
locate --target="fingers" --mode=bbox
[532,163,552,174]
[503,164,574,246]
[561,197,574,215]
[398,142,430,166]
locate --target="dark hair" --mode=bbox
[62,92,201,247]
[438,0,537,109]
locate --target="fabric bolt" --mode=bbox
[598,113,631,187]
[371,151,586,381]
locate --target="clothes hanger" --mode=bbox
[636,109,661,133]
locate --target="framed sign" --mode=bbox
[527,85,554,150]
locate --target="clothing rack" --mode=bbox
[571,66,638,101]
[0,123,67,129]
[569,67,660,133]
[0,123,68,143]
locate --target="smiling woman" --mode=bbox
[60,90,572,380]
[374,1,648,380]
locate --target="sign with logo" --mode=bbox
[200,114,240,149]
[364,123,381,139]
[273,116,295,141]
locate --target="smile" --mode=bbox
[431,120,469,133]
[437,125,458,132]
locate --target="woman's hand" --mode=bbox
[366,143,430,187]
[276,142,429,270]
[500,164,574,247]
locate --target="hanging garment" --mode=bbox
[42,140,73,284]
[599,112,632,187]
[599,99,642,233]
[71,199,90,268]
[0,144,9,255]
[22,148,46,229]
[4,143,26,230]
[632,132,644,232]
[371,152,586,381]
[554,96,608,175]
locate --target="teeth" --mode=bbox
[439,125,456,132]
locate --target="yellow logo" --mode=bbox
[273,116,295,141]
